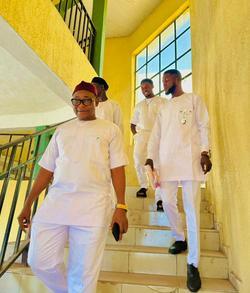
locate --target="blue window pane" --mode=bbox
[152,74,160,95]
[177,51,192,78]
[182,75,193,93]
[160,43,175,70]
[176,29,191,58]
[176,9,190,36]
[136,48,146,69]
[136,65,146,87]
[160,23,174,50]
[135,87,145,104]
[147,55,159,78]
[148,37,159,60]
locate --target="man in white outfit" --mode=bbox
[18,81,128,293]
[91,77,123,133]
[146,69,212,292]
[131,79,166,211]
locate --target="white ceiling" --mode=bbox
[82,0,162,37]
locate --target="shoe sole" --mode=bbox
[187,284,201,292]
[168,248,187,254]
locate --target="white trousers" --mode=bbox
[133,131,150,189]
[28,222,108,293]
[160,181,201,267]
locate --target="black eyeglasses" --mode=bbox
[71,98,94,106]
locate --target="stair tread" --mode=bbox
[105,244,225,258]
[99,271,237,292]
[129,223,218,232]
[8,264,236,292]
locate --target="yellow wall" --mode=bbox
[190,1,250,292]
[0,180,46,245]
[104,0,250,290]
[0,0,96,91]
[103,0,187,185]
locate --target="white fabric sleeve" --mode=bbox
[113,103,124,134]
[147,112,161,168]
[38,129,59,172]
[194,95,210,152]
[130,104,140,125]
[109,125,129,169]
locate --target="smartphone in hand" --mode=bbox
[112,222,120,242]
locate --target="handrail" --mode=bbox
[55,0,96,63]
[0,119,74,277]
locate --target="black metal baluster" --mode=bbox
[0,166,24,267]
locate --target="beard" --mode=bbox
[165,84,176,95]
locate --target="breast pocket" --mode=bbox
[178,108,193,126]
[58,136,78,162]
[84,135,109,165]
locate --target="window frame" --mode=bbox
[134,8,192,103]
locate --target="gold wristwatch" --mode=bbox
[116,203,128,212]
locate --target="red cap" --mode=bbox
[72,81,97,96]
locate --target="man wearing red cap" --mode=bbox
[18,81,128,293]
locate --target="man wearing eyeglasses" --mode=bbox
[91,77,123,133]
[18,81,128,293]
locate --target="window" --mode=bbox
[134,9,192,104]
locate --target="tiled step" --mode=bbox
[128,210,214,229]
[101,245,228,279]
[98,271,237,293]
[127,196,210,213]
[126,186,207,201]
[5,225,220,269]
[2,265,237,293]
[106,224,220,251]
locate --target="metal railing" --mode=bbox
[0,125,57,277]
[0,133,33,179]
[55,0,96,63]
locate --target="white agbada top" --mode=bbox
[33,119,128,227]
[95,99,123,133]
[147,93,209,181]
[131,96,167,132]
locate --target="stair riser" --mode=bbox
[127,197,210,212]
[106,228,220,251]
[101,251,228,279]
[0,272,235,293]
[97,283,235,293]
[128,211,214,229]
[126,187,206,201]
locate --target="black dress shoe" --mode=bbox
[187,264,201,292]
[168,240,187,254]
[136,188,147,198]
[156,200,164,212]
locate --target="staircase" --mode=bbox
[0,186,237,292]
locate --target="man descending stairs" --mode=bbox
[1,186,237,293]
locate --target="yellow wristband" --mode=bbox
[116,203,128,211]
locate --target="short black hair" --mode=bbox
[163,69,182,80]
[140,78,153,85]
[91,77,109,90]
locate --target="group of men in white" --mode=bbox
[18,70,212,293]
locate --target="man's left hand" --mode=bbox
[200,154,212,174]
[111,208,128,241]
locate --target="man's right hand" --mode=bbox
[18,206,31,232]
[145,158,154,170]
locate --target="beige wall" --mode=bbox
[190,1,250,292]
